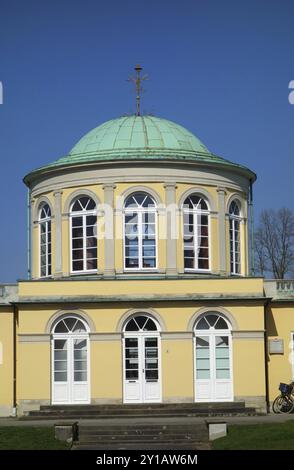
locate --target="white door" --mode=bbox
[123,314,161,403]
[124,335,161,403]
[194,313,233,402]
[52,317,90,405]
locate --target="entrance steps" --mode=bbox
[21,401,257,420]
[74,422,211,450]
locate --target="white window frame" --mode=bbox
[123,315,162,403]
[51,316,90,405]
[183,197,211,273]
[69,198,97,275]
[39,204,52,278]
[123,193,158,272]
[193,313,233,402]
[229,201,242,275]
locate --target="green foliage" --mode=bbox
[213,421,294,450]
[0,426,69,450]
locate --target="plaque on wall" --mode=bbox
[269,338,284,354]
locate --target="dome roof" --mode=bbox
[69,115,210,157]
[23,115,256,185]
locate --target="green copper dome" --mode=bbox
[23,115,256,185]
[69,115,210,157]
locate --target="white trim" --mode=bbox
[193,312,234,403]
[182,203,211,273]
[123,331,162,404]
[69,203,98,274]
[38,205,52,279]
[123,194,158,271]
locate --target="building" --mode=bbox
[0,110,293,417]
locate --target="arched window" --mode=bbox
[229,200,241,275]
[39,203,52,277]
[123,314,161,402]
[52,316,88,334]
[124,192,157,270]
[70,196,97,273]
[51,315,90,404]
[183,194,210,271]
[194,312,232,402]
[124,315,158,332]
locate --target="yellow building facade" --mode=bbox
[0,115,292,416]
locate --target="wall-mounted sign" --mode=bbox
[269,338,284,354]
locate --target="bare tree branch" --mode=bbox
[254,208,294,279]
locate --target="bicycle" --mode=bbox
[272,382,294,414]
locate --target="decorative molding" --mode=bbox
[45,309,96,334]
[161,332,193,340]
[63,188,101,213]
[178,186,217,212]
[18,334,50,343]
[89,333,121,341]
[32,195,54,222]
[116,307,167,333]
[232,330,265,339]
[187,307,239,331]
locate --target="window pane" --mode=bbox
[73,260,83,271]
[74,371,87,381]
[125,258,139,268]
[126,370,138,379]
[54,372,67,382]
[54,360,67,371]
[72,217,83,227]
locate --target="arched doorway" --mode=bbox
[194,312,233,402]
[123,314,161,403]
[51,315,90,404]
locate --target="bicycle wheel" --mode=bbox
[272,396,282,413]
[273,395,294,414]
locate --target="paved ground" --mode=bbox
[1,413,294,427]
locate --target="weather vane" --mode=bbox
[128,64,148,116]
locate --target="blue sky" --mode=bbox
[0,0,293,281]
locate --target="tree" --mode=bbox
[254,208,294,279]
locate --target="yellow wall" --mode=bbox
[267,303,294,401]
[15,293,265,406]
[31,181,249,278]
[0,308,13,415]
[233,339,266,397]
[19,277,264,299]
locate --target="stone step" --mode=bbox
[22,409,256,420]
[74,441,211,450]
[78,433,207,442]
[40,401,246,411]
[79,425,208,435]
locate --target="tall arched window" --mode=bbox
[183,194,210,271]
[123,314,161,403]
[229,200,241,275]
[70,196,97,273]
[39,203,52,277]
[194,312,233,402]
[124,192,157,270]
[52,315,90,404]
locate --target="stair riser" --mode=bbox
[29,407,254,416]
[40,402,245,411]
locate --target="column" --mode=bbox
[103,184,116,277]
[53,190,63,278]
[217,187,227,276]
[164,183,178,276]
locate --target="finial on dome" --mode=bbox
[128,64,148,116]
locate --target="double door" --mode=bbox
[195,334,233,402]
[52,335,90,404]
[123,335,161,403]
